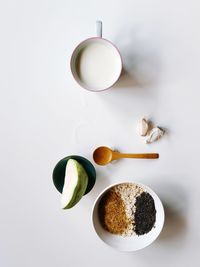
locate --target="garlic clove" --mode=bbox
[145,127,164,144]
[136,118,149,136]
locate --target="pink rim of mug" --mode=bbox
[70,23,123,92]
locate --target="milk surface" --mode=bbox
[76,41,121,90]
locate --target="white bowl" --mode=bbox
[92,182,165,251]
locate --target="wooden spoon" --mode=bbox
[93,146,159,166]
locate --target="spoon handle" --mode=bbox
[112,152,159,160]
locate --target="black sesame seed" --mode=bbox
[134,192,156,235]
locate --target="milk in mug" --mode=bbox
[75,40,121,90]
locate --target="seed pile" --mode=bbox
[98,183,156,237]
[98,190,131,235]
[135,192,156,235]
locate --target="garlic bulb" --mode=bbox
[145,127,164,144]
[137,118,149,136]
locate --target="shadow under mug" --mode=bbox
[70,21,122,92]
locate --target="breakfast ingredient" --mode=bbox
[136,118,149,136]
[61,159,88,209]
[98,183,156,237]
[145,127,164,144]
[98,190,131,235]
[135,192,156,235]
[136,117,165,144]
[114,183,144,236]
[75,41,121,90]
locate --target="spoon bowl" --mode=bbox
[93,146,113,165]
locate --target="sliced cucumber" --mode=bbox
[61,159,88,209]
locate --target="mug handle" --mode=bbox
[96,21,102,38]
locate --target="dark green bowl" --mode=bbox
[52,155,96,195]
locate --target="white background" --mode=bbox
[0,0,200,266]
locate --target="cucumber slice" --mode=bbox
[61,159,88,209]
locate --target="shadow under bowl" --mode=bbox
[53,155,96,195]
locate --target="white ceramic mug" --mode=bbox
[70,21,122,92]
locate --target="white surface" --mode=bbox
[92,182,165,251]
[0,0,200,266]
